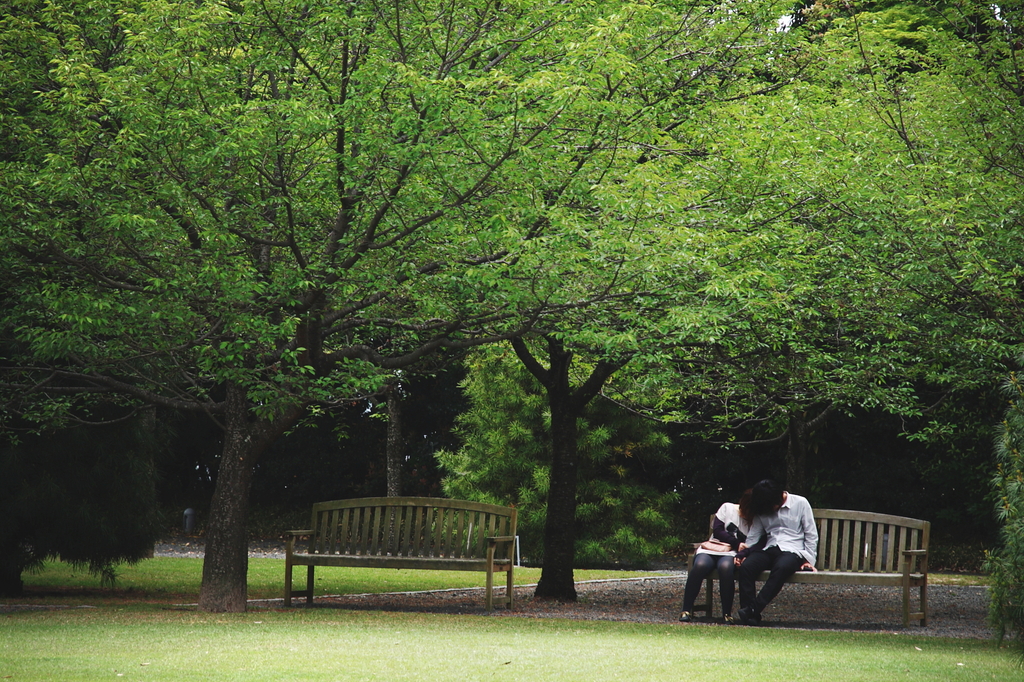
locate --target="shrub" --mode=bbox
[985,365,1024,661]
[0,416,162,596]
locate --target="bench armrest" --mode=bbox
[486,536,516,564]
[901,548,928,576]
[486,535,515,544]
[285,530,314,554]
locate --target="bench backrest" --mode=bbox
[307,496,517,560]
[813,509,929,573]
[708,507,930,573]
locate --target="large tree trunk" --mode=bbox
[384,382,404,497]
[197,382,303,612]
[785,412,808,494]
[534,383,580,600]
[512,337,627,602]
[197,383,256,612]
[783,405,834,496]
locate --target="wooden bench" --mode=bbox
[284,497,517,610]
[690,508,930,626]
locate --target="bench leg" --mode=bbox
[506,566,515,610]
[284,557,293,607]
[284,562,315,607]
[690,575,714,618]
[901,578,928,627]
[903,584,910,627]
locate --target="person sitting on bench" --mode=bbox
[733,479,817,626]
[679,489,755,624]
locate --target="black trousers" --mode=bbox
[682,552,737,614]
[737,546,805,615]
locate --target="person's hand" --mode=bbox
[799,562,817,572]
[737,542,748,552]
[734,555,745,567]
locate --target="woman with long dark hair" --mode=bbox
[679,490,756,624]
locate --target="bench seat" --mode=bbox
[286,551,511,573]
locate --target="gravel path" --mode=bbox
[152,538,994,640]
[304,576,993,640]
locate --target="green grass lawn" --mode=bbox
[12,557,990,603]
[12,557,652,604]
[1,607,1017,682]
[1,559,1017,681]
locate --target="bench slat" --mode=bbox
[890,523,901,571]
[420,504,432,556]
[371,507,381,556]
[475,512,486,553]
[455,509,465,558]
[484,512,496,554]
[813,509,929,529]
[880,522,891,572]
[873,522,884,572]
[345,506,353,555]
[402,505,414,557]
[324,509,336,555]
[381,505,393,556]
[852,520,864,572]
[895,524,907,572]
[434,507,445,557]
[471,511,484,556]
[456,507,468,557]
[827,517,838,571]
[458,507,468,557]
[816,516,829,570]
[839,519,852,571]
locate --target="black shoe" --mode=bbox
[678,611,692,623]
[737,607,761,626]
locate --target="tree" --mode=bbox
[615,0,1024,498]
[0,413,162,596]
[476,0,814,599]
[379,379,407,498]
[438,345,678,578]
[784,0,1023,369]
[1,0,688,611]
[788,0,1024,507]
[509,336,629,598]
[596,115,925,495]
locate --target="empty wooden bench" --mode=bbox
[690,508,930,626]
[284,497,517,610]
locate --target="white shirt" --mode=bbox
[695,502,752,557]
[744,492,818,565]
